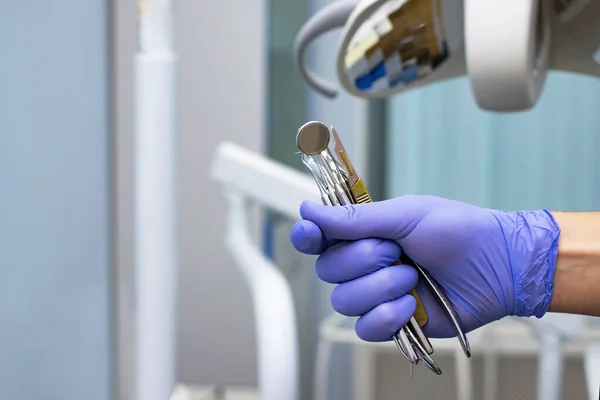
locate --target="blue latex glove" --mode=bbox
[290,195,561,341]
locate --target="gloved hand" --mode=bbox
[290,195,561,341]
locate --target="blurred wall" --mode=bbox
[115,0,267,392]
[114,2,136,399]
[0,1,113,399]
[175,0,266,385]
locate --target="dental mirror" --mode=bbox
[336,0,464,98]
[297,121,330,155]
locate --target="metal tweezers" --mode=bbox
[296,121,471,376]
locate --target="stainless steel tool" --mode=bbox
[296,120,471,376]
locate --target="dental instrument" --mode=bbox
[296,120,471,376]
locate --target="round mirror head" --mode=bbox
[341,0,463,96]
[297,121,330,155]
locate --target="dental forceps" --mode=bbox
[296,121,471,376]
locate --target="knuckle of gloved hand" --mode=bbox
[384,266,418,299]
[355,325,374,342]
[342,204,358,222]
[330,285,352,316]
[380,268,401,300]
[314,257,328,282]
[355,317,380,342]
[314,253,336,283]
[356,239,385,270]
[375,302,402,337]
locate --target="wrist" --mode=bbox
[496,209,561,319]
[548,212,600,315]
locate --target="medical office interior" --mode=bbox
[2,0,600,400]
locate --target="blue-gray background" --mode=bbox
[0,1,112,399]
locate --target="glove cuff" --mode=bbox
[503,209,561,318]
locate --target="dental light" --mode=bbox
[294,0,600,112]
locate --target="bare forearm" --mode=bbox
[549,212,600,316]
